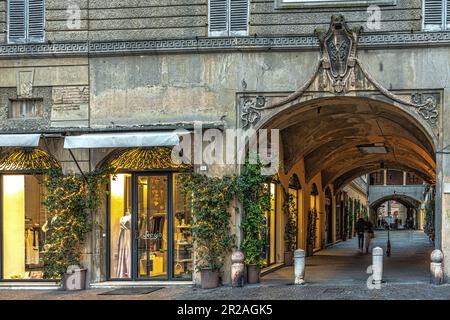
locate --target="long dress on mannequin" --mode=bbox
[116,213,131,278]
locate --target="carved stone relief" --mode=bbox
[239,15,440,130]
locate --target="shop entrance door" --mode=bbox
[135,174,170,280]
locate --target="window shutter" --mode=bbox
[8,0,26,43]
[230,0,248,35]
[447,0,450,28]
[27,0,45,42]
[209,0,228,36]
[423,0,444,31]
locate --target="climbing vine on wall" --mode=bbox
[42,168,111,280]
[424,199,435,243]
[237,159,271,267]
[179,172,236,272]
[283,191,297,253]
[307,208,318,248]
[355,199,361,235]
[347,197,353,239]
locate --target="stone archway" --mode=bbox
[370,194,423,230]
[245,16,442,282]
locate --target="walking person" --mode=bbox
[365,220,375,254]
[407,216,414,241]
[356,218,366,252]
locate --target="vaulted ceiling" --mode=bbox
[263,96,436,191]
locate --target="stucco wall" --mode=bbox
[250,0,422,35]
[0,0,423,44]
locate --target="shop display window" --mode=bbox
[1,175,49,280]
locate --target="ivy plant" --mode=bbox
[307,208,317,248]
[424,199,435,242]
[236,159,271,268]
[284,191,297,252]
[179,172,236,272]
[347,197,354,238]
[42,168,110,280]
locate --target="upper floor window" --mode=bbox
[8,99,44,119]
[369,171,384,186]
[209,0,248,36]
[423,0,450,31]
[8,0,45,44]
[386,170,403,185]
[406,173,423,185]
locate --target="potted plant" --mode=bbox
[306,208,317,256]
[180,173,235,289]
[237,159,271,284]
[283,192,297,266]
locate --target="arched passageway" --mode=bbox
[258,95,437,284]
[370,194,423,231]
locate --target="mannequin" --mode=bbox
[116,212,132,278]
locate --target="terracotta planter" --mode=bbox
[284,251,294,266]
[247,264,260,284]
[201,269,220,289]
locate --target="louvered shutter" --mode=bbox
[209,0,228,36]
[423,0,444,31]
[447,0,450,29]
[230,0,248,36]
[8,0,26,43]
[27,0,45,42]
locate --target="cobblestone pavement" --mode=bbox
[0,230,445,300]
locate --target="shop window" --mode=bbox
[173,173,193,280]
[209,0,248,36]
[109,174,132,279]
[264,182,277,266]
[9,99,44,119]
[8,0,45,44]
[1,175,48,280]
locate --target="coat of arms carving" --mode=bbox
[316,15,362,94]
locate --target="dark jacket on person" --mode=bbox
[356,219,366,234]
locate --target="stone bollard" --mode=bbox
[430,249,444,285]
[372,247,383,286]
[231,250,245,287]
[294,249,306,285]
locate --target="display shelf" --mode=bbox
[176,225,191,229]
[174,259,193,263]
[175,241,191,246]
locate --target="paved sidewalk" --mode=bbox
[0,230,443,300]
[263,230,434,285]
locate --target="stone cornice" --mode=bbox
[1,31,450,58]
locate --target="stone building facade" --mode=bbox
[0,0,448,287]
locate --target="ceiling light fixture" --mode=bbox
[358,143,389,154]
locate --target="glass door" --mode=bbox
[136,175,169,280]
